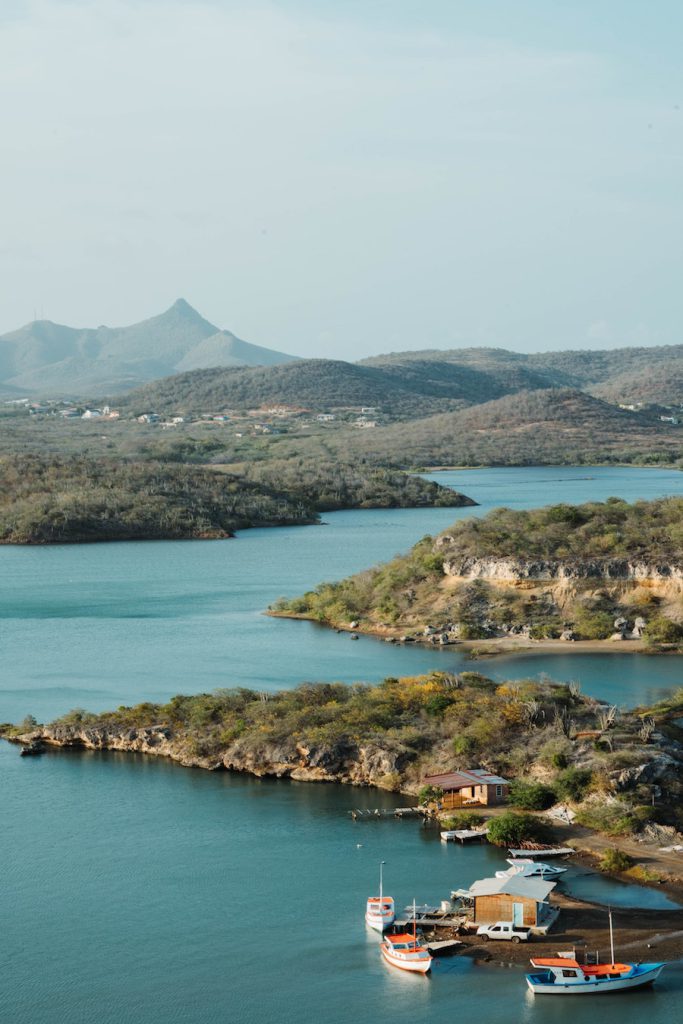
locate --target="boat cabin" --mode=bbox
[423,768,509,810]
[466,874,556,928]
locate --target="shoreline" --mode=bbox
[266,611,682,658]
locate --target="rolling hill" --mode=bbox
[364,342,683,405]
[346,388,683,466]
[115,354,571,419]
[0,300,297,396]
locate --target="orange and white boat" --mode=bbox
[526,911,666,995]
[380,902,432,974]
[365,861,395,932]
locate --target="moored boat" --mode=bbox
[365,860,395,932]
[380,902,432,974]
[526,909,666,994]
[495,858,567,879]
[526,958,665,994]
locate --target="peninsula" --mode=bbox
[271,497,683,650]
[0,454,475,544]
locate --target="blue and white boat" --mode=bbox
[526,957,665,994]
[526,910,666,994]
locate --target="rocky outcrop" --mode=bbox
[611,754,682,792]
[440,555,683,582]
[9,725,413,790]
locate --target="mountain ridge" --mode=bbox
[0,300,297,395]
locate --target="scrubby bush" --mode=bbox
[599,847,634,872]
[440,811,486,830]
[554,767,593,802]
[418,785,443,806]
[487,812,550,848]
[575,802,640,837]
[644,616,683,647]
[508,780,557,810]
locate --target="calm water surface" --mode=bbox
[1,466,682,722]
[2,466,683,1023]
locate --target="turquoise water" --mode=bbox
[1,466,682,723]
[2,742,682,1024]
[2,466,683,1022]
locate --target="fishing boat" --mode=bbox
[495,858,567,879]
[365,861,395,932]
[525,910,666,994]
[380,901,432,974]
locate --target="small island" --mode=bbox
[270,497,683,651]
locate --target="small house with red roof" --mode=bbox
[422,768,509,810]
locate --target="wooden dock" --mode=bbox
[394,905,466,930]
[350,807,424,820]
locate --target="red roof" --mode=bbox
[423,768,509,790]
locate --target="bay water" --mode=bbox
[2,466,683,1022]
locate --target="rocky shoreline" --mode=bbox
[266,609,679,656]
[2,723,412,789]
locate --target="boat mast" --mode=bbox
[413,898,417,942]
[609,907,615,966]
[379,860,384,905]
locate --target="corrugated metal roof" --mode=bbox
[423,768,509,789]
[467,875,556,902]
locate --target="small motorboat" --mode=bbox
[380,902,432,974]
[365,860,395,932]
[526,910,666,994]
[496,858,567,879]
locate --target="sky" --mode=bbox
[1,0,682,359]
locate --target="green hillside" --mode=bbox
[273,497,683,644]
[0,455,473,544]
[347,389,682,466]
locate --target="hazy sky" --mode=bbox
[1,1,682,359]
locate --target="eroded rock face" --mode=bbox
[18,726,411,790]
[611,754,681,791]
[441,557,683,581]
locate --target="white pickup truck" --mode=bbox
[476,921,531,943]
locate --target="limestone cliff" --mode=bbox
[9,724,412,789]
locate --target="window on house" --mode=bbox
[495,785,503,797]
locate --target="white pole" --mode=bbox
[379,860,384,905]
[609,908,615,966]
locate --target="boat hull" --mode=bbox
[527,964,665,995]
[365,913,394,932]
[381,945,431,974]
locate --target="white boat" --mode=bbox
[380,901,432,974]
[495,858,567,879]
[526,910,666,995]
[365,860,395,932]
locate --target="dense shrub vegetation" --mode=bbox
[0,455,470,544]
[274,497,683,642]
[14,674,679,840]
